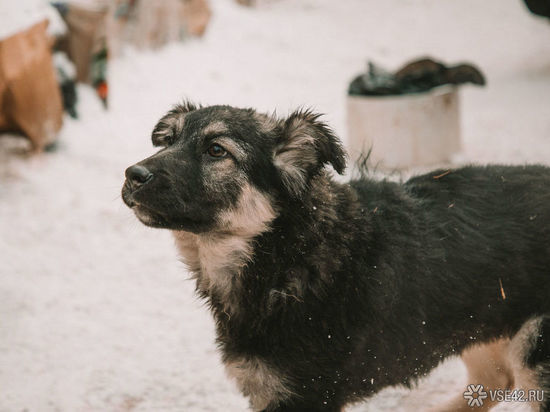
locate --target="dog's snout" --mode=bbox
[125,165,153,188]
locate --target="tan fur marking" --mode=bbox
[435,319,546,412]
[173,184,276,313]
[215,137,246,159]
[151,126,172,145]
[274,122,317,196]
[217,184,276,236]
[508,318,544,410]
[153,113,186,145]
[432,339,514,412]
[172,231,201,273]
[203,121,229,136]
[225,357,293,411]
[254,112,278,134]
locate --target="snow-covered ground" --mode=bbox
[1,0,550,410]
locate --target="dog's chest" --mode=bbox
[172,231,252,310]
[225,357,293,411]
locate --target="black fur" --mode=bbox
[122,104,550,411]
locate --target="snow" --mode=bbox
[1,0,550,410]
[0,0,66,40]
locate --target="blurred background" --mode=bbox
[1,0,549,410]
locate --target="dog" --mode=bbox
[122,102,550,411]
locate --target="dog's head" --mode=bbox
[121,103,346,233]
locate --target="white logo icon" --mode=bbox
[463,384,488,407]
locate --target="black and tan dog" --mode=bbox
[122,102,550,411]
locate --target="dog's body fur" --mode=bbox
[122,103,550,411]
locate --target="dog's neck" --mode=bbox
[172,174,357,316]
[172,184,277,313]
[173,231,253,307]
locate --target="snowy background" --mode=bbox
[1,0,550,410]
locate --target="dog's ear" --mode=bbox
[274,109,347,197]
[152,101,199,147]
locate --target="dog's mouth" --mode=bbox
[122,186,209,231]
[122,184,169,228]
[131,204,169,227]
[121,179,218,232]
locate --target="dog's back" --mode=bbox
[403,164,550,332]
[411,165,550,341]
[346,165,550,388]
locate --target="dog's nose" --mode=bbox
[125,165,153,187]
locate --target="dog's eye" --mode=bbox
[207,143,227,158]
